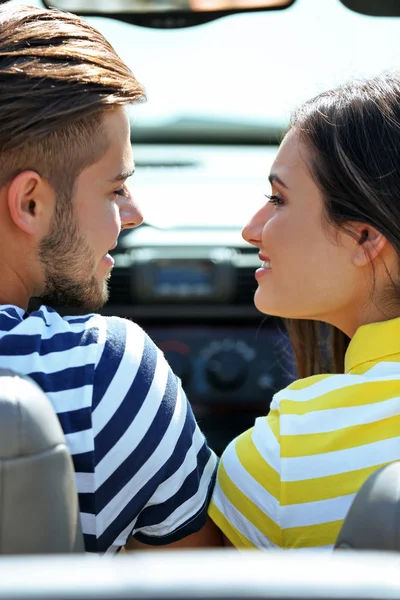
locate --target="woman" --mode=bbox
[208,74,400,550]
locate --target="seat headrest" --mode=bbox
[0,368,84,554]
[335,462,400,551]
[0,369,66,458]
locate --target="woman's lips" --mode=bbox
[256,253,271,279]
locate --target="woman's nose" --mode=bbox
[242,206,267,247]
[119,194,144,230]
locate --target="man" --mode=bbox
[0,3,221,553]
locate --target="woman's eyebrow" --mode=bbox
[268,173,289,189]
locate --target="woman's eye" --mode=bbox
[265,193,284,206]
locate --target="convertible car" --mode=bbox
[0,0,400,597]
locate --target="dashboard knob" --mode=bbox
[205,350,248,391]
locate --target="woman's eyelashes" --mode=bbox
[265,193,284,206]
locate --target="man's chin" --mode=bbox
[34,281,109,314]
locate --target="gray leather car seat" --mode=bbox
[335,462,400,551]
[0,368,84,554]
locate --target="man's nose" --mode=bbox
[119,194,144,230]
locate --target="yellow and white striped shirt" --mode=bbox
[209,317,400,550]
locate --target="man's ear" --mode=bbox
[351,222,387,267]
[7,170,53,235]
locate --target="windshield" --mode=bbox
[89,0,399,138]
[11,0,400,134]
[11,0,400,228]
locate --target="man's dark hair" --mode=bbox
[0,3,146,194]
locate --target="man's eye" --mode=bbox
[114,186,128,198]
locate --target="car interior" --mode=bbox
[1,0,400,597]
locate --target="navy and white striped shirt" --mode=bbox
[0,304,217,554]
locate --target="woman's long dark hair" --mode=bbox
[286,74,400,378]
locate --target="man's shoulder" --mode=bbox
[0,304,152,370]
[0,304,145,338]
[0,304,99,329]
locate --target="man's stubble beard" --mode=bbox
[37,197,109,313]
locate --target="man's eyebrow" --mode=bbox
[109,167,135,182]
[268,173,289,189]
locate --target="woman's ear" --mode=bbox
[351,222,387,267]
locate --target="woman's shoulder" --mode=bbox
[271,371,356,412]
[273,372,338,400]
[284,373,335,392]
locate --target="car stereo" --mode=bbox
[130,247,237,303]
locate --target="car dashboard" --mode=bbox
[103,142,295,455]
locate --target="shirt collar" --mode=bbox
[345,317,400,373]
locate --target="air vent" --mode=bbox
[106,246,260,306]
